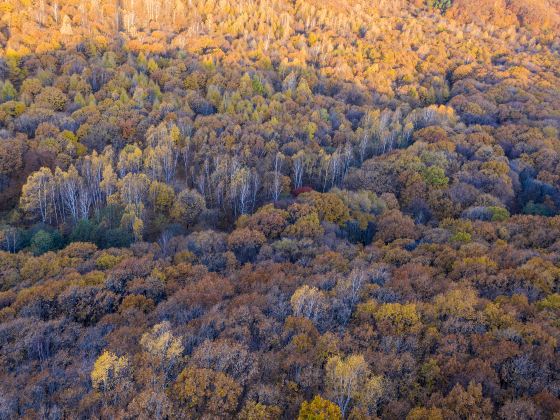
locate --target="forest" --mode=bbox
[1,0,560,418]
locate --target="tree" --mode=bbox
[291,285,327,325]
[189,339,256,386]
[121,204,145,241]
[101,164,118,200]
[324,354,382,417]
[489,206,509,222]
[432,0,452,13]
[498,399,541,420]
[119,173,150,209]
[144,123,180,183]
[91,350,132,405]
[283,212,324,239]
[0,226,20,253]
[407,407,444,420]
[423,166,448,188]
[374,303,421,335]
[240,400,282,420]
[295,78,312,104]
[58,165,90,221]
[127,389,172,420]
[0,80,17,102]
[272,152,285,201]
[298,396,342,420]
[0,138,24,191]
[35,86,67,111]
[441,382,493,420]
[227,227,266,263]
[117,144,143,177]
[148,181,175,214]
[299,192,350,226]
[230,166,258,216]
[292,150,307,189]
[140,321,184,390]
[375,210,419,243]
[171,189,206,227]
[171,367,241,417]
[240,204,288,239]
[335,268,367,310]
[20,168,55,223]
[30,229,59,255]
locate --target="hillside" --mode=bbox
[1,0,560,419]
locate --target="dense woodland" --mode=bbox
[1,0,560,418]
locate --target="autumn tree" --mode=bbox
[298,395,342,420]
[20,167,55,223]
[291,285,327,325]
[227,227,266,263]
[91,350,132,406]
[139,321,184,390]
[170,189,206,227]
[325,354,384,416]
[171,367,242,417]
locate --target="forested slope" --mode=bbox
[0,0,560,418]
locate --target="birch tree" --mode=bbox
[325,354,383,417]
[20,168,55,224]
[272,152,284,201]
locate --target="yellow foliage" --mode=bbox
[91,350,130,392]
[375,303,421,335]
